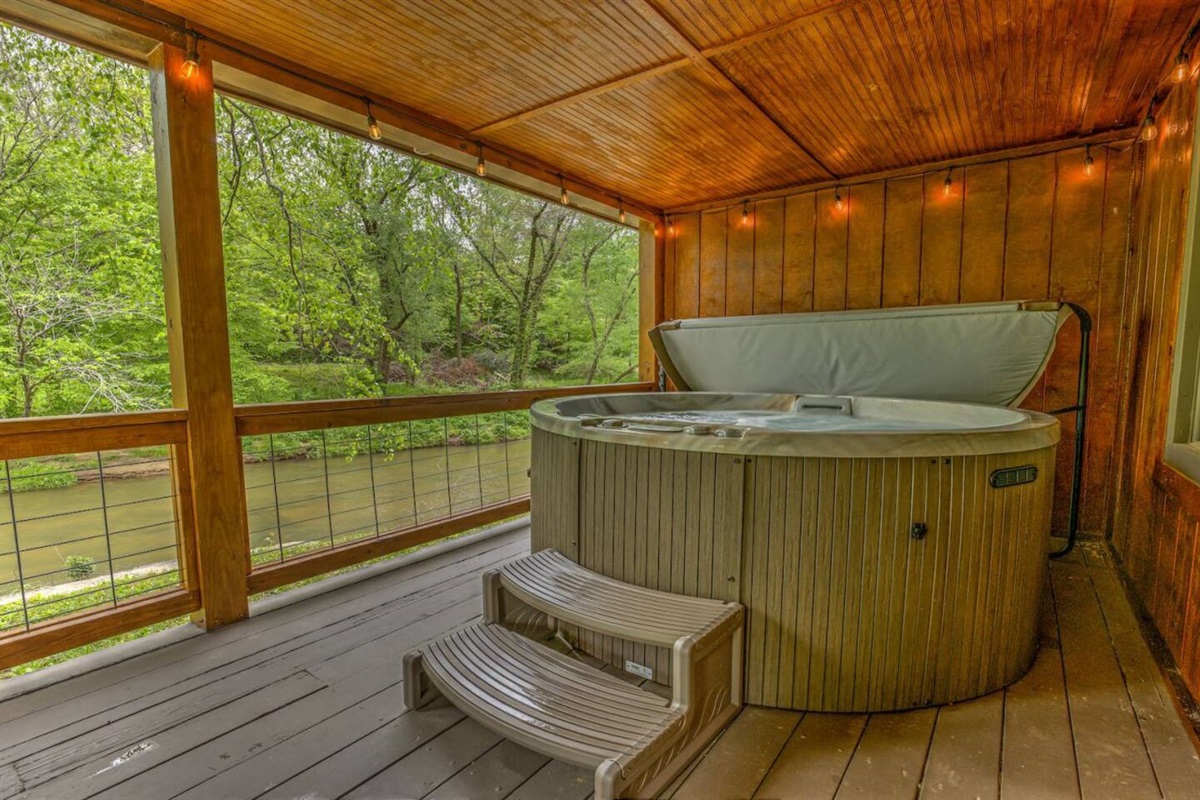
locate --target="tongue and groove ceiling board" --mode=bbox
[148,0,1200,210]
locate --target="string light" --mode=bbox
[1084,145,1095,177]
[365,100,382,141]
[617,198,627,224]
[1174,52,1191,83]
[1141,114,1158,142]
[667,215,676,236]
[475,143,486,177]
[942,168,953,198]
[181,31,200,79]
[559,176,570,205]
[833,187,844,212]
[741,200,750,225]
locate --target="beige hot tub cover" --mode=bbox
[649,301,1069,408]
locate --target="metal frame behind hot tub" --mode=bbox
[1048,302,1091,559]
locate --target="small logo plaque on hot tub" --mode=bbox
[989,465,1038,489]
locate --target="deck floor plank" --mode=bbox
[752,712,867,799]
[172,681,412,800]
[919,692,1004,800]
[21,672,325,800]
[259,698,465,800]
[833,707,938,800]
[425,739,551,800]
[999,573,1080,800]
[0,528,1196,800]
[671,706,801,800]
[0,535,525,758]
[1052,559,1162,799]
[0,532,524,724]
[1081,544,1200,799]
[342,718,503,800]
[8,578,484,788]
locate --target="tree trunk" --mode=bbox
[376,336,391,381]
[510,306,532,387]
[453,265,464,359]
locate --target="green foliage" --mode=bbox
[0,25,168,418]
[0,22,640,421]
[1,459,78,492]
[64,555,95,580]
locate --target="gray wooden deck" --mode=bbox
[0,524,1197,800]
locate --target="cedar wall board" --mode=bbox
[664,145,1136,541]
[1111,79,1200,701]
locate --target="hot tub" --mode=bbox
[530,391,1058,712]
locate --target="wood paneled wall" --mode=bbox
[1111,79,1200,699]
[664,145,1136,537]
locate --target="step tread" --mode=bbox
[419,622,681,768]
[498,550,733,647]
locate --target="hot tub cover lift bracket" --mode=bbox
[1047,302,1090,559]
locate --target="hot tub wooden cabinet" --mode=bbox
[530,392,1059,713]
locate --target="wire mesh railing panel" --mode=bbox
[0,449,184,633]
[243,410,532,567]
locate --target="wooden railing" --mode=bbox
[0,410,200,671]
[0,383,650,671]
[235,383,651,594]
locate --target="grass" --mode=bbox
[0,516,521,680]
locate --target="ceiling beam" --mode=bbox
[662,127,1138,215]
[473,57,689,136]
[615,0,837,178]
[471,0,867,153]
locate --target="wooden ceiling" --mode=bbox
[146,0,1199,210]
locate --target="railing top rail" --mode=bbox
[0,409,189,461]
[234,382,653,437]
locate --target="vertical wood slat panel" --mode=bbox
[814,190,849,310]
[558,434,1057,712]
[570,439,744,686]
[846,182,884,309]
[959,161,1009,303]
[920,171,964,304]
[699,210,727,317]
[726,204,755,316]
[753,198,785,314]
[782,193,816,312]
[882,175,925,307]
[673,212,700,319]
[662,146,1135,541]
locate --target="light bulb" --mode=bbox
[1141,115,1158,141]
[741,201,750,224]
[365,102,382,141]
[834,189,844,212]
[475,155,486,177]
[667,216,675,235]
[559,186,570,205]
[942,174,952,197]
[1084,147,1095,177]
[618,201,626,224]
[1174,53,1190,83]
[181,34,199,79]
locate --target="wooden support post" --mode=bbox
[150,42,251,628]
[639,218,665,384]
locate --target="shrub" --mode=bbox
[64,555,96,581]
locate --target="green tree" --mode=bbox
[0,24,166,417]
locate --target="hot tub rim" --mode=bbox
[531,391,1061,458]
